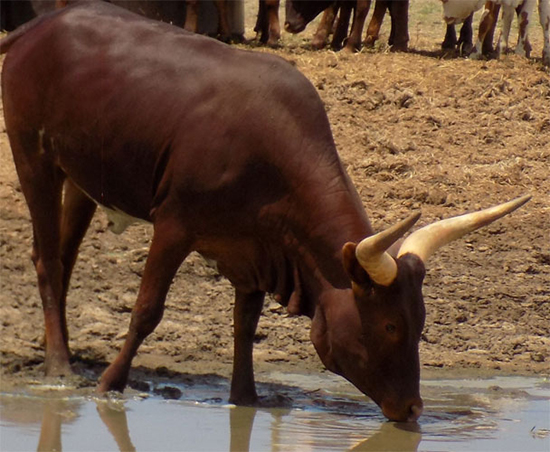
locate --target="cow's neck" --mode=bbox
[271,170,373,318]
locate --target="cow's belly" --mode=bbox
[443,0,485,23]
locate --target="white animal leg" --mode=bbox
[515,0,536,57]
[539,0,550,65]
[500,5,515,54]
[471,5,491,59]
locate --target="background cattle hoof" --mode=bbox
[469,50,484,61]
[390,44,408,53]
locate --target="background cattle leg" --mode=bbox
[471,2,500,59]
[331,2,354,50]
[254,0,268,41]
[184,0,199,33]
[387,0,409,51]
[540,0,550,65]
[98,219,192,392]
[458,13,474,55]
[265,0,281,46]
[364,0,389,48]
[8,132,70,376]
[214,0,231,42]
[499,6,515,54]
[254,0,281,46]
[514,0,535,57]
[312,5,338,50]
[229,290,265,405]
[344,0,371,52]
[442,24,458,52]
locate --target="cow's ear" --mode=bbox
[342,242,371,285]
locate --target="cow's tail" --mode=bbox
[0,9,60,55]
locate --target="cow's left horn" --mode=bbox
[397,195,531,262]
[356,212,421,286]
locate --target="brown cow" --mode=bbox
[1,1,530,422]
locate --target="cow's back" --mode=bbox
[2,1,335,224]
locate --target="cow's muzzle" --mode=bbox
[381,397,424,422]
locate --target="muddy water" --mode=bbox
[1,375,548,451]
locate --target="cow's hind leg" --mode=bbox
[229,290,265,405]
[58,180,97,346]
[98,217,192,392]
[9,131,71,375]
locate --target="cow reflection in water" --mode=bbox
[31,398,421,452]
[29,397,135,452]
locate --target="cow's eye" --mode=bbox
[385,324,396,334]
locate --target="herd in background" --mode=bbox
[0,0,549,65]
[275,0,550,65]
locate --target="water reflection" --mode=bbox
[350,422,421,451]
[1,376,548,451]
[96,399,136,452]
[37,399,67,452]
[2,394,423,452]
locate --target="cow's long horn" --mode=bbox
[397,195,531,262]
[356,212,421,286]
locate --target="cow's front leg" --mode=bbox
[229,290,265,405]
[98,218,191,392]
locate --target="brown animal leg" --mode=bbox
[265,0,281,47]
[471,2,500,59]
[214,0,231,42]
[332,2,353,50]
[98,219,192,392]
[184,0,199,33]
[9,132,69,376]
[364,0,388,48]
[58,180,97,345]
[229,290,265,405]
[344,0,371,52]
[312,5,338,50]
[387,0,409,51]
[483,3,500,55]
[254,0,268,42]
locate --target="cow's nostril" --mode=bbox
[408,404,423,422]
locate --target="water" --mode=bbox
[1,374,548,451]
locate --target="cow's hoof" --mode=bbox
[44,359,73,378]
[228,392,258,406]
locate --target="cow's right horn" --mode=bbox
[397,195,531,263]
[356,212,421,286]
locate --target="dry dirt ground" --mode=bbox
[0,1,549,396]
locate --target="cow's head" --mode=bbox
[311,195,530,422]
[284,0,332,33]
